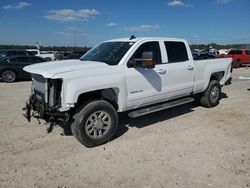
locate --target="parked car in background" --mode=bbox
[0,56,46,82]
[219,49,250,68]
[192,49,216,60]
[55,50,87,60]
[0,49,30,59]
[218,49,229,55]
[26,49,56,61]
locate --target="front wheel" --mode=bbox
[200,80,221,108]
[71,100,118,147]
[1,70,16,83]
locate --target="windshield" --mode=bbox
[80,42,134,65]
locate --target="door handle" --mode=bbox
[157,69,166,74]
[187,66,194,70]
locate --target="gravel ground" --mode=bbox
[0,68,249,188]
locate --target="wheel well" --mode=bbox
[210,71,224,82]
[44,57,52,61]
[76,88,119,110]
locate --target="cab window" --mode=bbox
[130,42,162,65]
[165,41,189,63]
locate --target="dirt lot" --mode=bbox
[0,68,249,188]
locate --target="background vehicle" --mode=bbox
[54,50,87,60]
[0,49,30,59]
[219,49,250,68]
[0,56,46,82]
[23,37,232,147]
[26,49,56,61]
[192,49,217,60]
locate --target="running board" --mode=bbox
[128,97,194,118]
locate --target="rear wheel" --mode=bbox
[233,61,241,68]
[200,80,221,108]
[71,100,118,147]
[1,70,16,83]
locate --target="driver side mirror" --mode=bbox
[129,51,155,69]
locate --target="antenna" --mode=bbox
[129,35,136,40]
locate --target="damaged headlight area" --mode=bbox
[23,74,70,123]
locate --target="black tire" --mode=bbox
[1,70,16,83]
[71,100,118,147]
[233,61,241,68]
[200,80,221,108]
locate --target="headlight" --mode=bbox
[48,79,62,108]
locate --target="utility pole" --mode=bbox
[74,28,77,47]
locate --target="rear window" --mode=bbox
[245,50,250,55]
[228,50,243,55]
[164,41,189,63]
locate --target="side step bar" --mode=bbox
[128,97,194,118]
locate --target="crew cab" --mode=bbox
[23,37,232,147]
[219,49,250,68]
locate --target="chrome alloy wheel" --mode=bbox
[85,111,111,139]
[210,86,219,104]
[2,70,16,82]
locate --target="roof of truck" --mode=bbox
[105,37,186,43]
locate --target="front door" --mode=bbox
[125,41,169,109]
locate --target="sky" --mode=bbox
[0,0,250,47]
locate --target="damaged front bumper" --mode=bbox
[23,94,70,123]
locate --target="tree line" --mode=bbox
[0,45,91,52]
[190,43,250,50]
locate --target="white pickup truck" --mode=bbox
[26,49,56,61]
[23,37,232,147]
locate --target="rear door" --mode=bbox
[162,41,195,99]
[14,57,30,77]
[228,50,243,62]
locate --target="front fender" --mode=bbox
[60,74,125,111]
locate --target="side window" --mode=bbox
[165,41,189,63]
[245,50,250,55]
[130,42,162,65]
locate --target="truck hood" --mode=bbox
[23,59,110,78]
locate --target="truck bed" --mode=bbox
[193,57,232,93]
